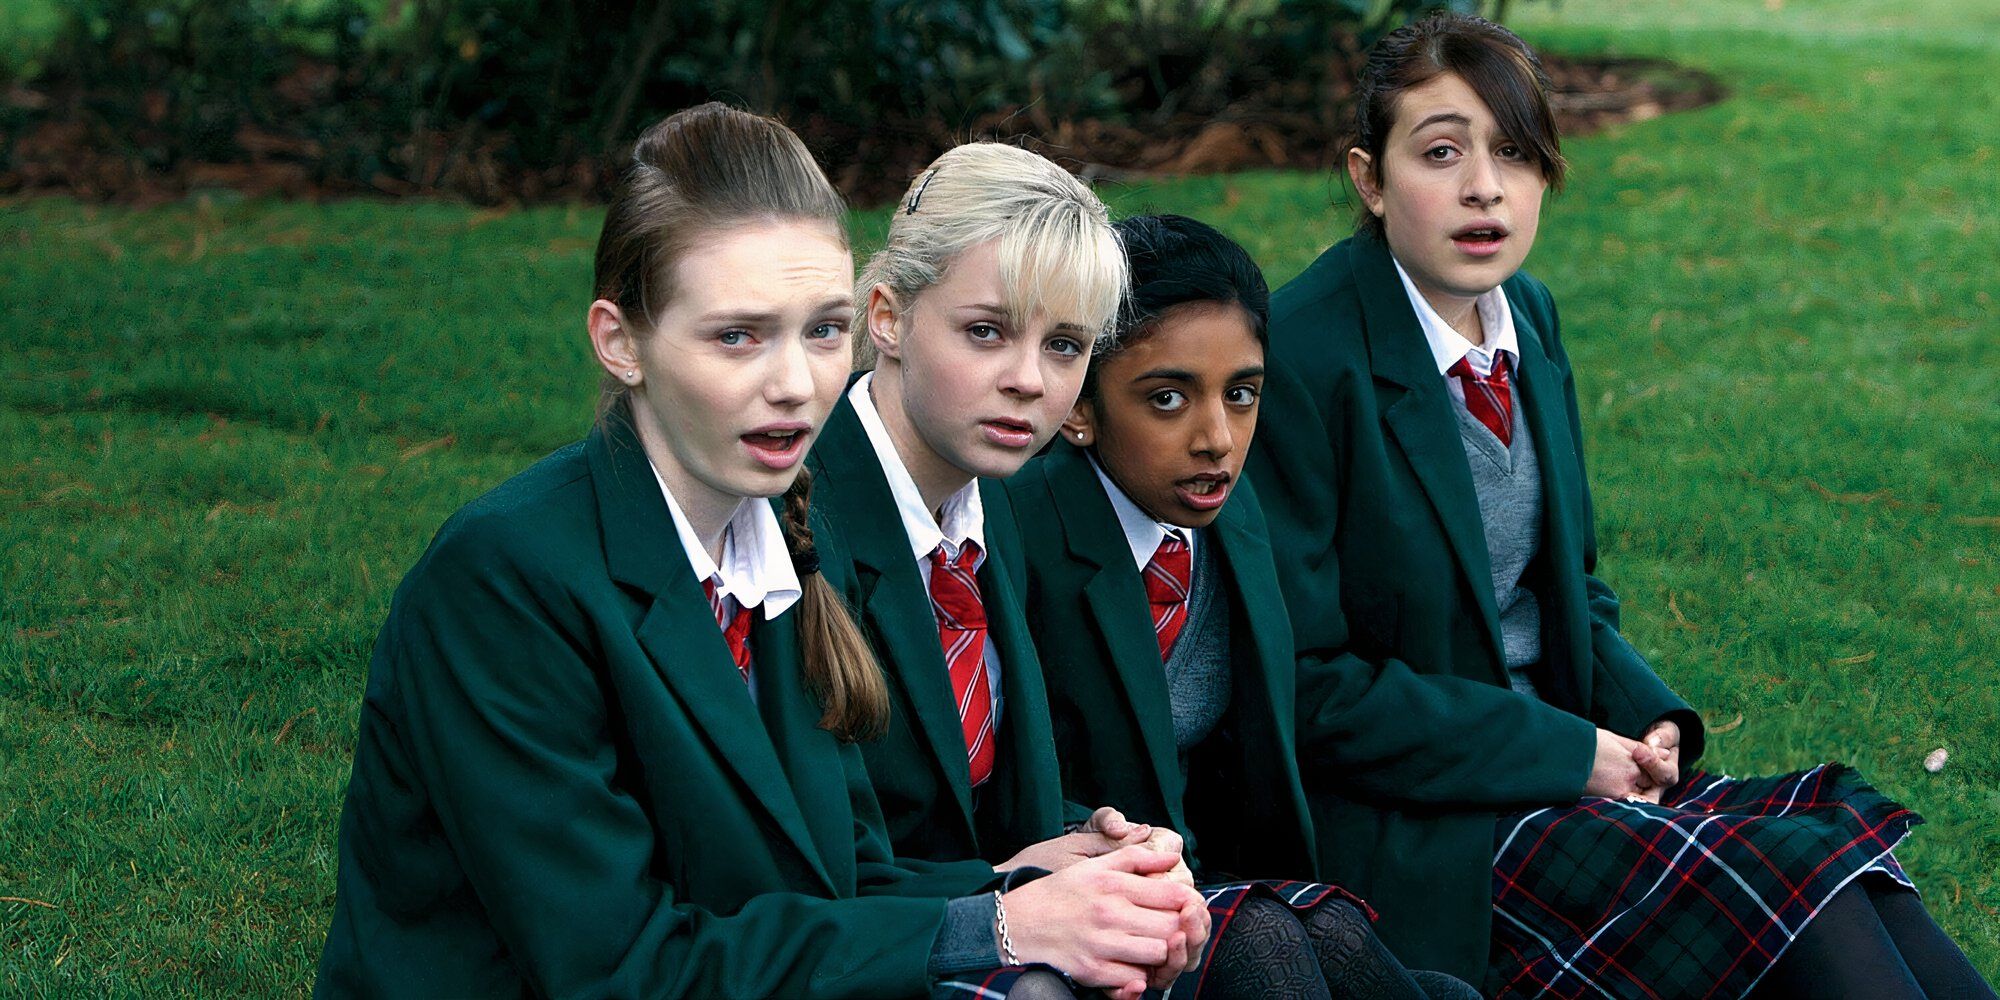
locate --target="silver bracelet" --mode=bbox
[992,890,1020,966]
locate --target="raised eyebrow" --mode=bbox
[810,296,854,317]
[695,310,780,326]
[1134,368,1198,383]
[1230,365,1267,381]
[1410,112,1473,134]
[696,297,853,325]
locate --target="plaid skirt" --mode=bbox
[936,879,1370,1000]
[1488,763,1919,1000]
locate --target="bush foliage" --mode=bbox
[6,0,1511,201]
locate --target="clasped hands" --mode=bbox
[1585,719,1683,803]
[995,807,1207,1000]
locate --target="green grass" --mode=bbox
[3,0,1996,992]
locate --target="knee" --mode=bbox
[1315,899,1368,933]
[1002,969,1077,1000]
[1233,897,1313,947]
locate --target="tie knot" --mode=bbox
[930,539,981,574]
[1448,352,1511,384]
[928,540,987,631]
[1144,532,1192,607]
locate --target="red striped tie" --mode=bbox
[927,541,996,788]
[702,577,753,684]
[1448,353,1514,446]
[1143,534,1193,662]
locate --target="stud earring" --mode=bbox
[1075,430,1086,441]
[625,370,637,381]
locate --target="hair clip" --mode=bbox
[905,168,938,215]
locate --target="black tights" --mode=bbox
[1749,881,1996,1000]
[1197,897,1480,1000]
[1000,970,1077,1000]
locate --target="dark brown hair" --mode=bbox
[1342,12,1568,237]
[593,102,887,741]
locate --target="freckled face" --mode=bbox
[629,222,854,511]
[883,239,1097,484]
[1072,303,1264,529]
[1356,71,1546,306]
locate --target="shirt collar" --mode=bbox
[1391,256,1519,378]
[847,373,987,564]
[1087,452,1196,572]
[650,460,802,620]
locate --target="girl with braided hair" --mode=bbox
[316,103,1195,1000]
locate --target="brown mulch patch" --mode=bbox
[0,54,1722,207]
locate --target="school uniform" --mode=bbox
[805,374,1068,866]
[1004,441,1316,882]
[316,408,1009,999]
[1006,442,1432,998]
[1249,229,1918,996]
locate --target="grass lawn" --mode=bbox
[2,0,1995,992]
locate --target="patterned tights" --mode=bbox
[1199,898,1480,1000]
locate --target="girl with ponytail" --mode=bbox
[316,103,1187,1000]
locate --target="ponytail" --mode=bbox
[780,470,889,741]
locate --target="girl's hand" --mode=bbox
[1002,845,1208,995]
[1583,728,1655,800]
[1080,806,1154,845]
[1639,719,1682,793]
[1139,826,1195,889]
[998,830,1141,874]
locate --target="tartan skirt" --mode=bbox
[1488,763,1919,1000]
[937,879,1370,1000]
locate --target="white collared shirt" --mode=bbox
[649,461,802,625]
[1392,257,1520,393]
[847,373,1004,715]
[1088,453,1197,575]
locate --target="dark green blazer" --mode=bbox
[1004,442,1318,882]
[316,412,995,999]
[806,390,1068,866]
[1247,230,1705,979]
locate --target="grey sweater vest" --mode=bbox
[1453,379,1545,697]
[1164,534,1232,752]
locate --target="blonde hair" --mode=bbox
[593,103,887,742]
[857,143,1126,361]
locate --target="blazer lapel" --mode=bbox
[589,412,835,894]
[1045,445,1187,826]
[976,479,1073,844]
[1211,495,1299,758]
[1508,302,1592,712]
[814,397,980,829]
[752,607,855,892]
[1352,235,1507,670]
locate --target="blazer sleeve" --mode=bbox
[1253,344,1598,809]
[386,526,949,999]
[1532,286,1707,766]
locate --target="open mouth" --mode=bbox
[1174,472,1233,511]
[1452,221,1510,256]
[741,426,809,469]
